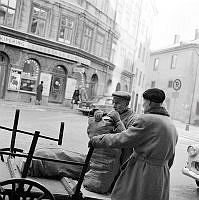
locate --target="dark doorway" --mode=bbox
[49,66,67,103]
[0,52,9,99]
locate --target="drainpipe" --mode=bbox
[185,47,199,131]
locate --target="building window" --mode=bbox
[20,59,40,92]
[142,47,146,62]
[168,80,173,88]
[95,32,105,57]
[110,41,116,63]
[153,58,159,71]
[82,25,93,52]
[58,15,75,44]
[138,71,142,86]
[30,5,48,37]
[171,55,177,69]
[138,43,142,58]
[196,102,199,115]
[151,81,155,88]
[0,0,17,27]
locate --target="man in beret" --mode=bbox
[89,88,178,200]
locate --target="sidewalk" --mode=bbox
[174,119,199,142]
[0,99,78,113]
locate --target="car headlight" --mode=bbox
[187,146,197,156]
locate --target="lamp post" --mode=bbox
[186,47,199,131]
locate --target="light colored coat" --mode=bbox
[91,112,178,200]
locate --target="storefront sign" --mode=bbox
[40,73,52,96]
[0,34,91,66]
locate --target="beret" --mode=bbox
[143,88,165,103]
[112,91,131,101]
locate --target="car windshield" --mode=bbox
[96,97,113,105]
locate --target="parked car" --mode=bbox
[77,97,101,115]
[182,144,199,186]
[78,96,113,116]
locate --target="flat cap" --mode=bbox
[143,88,165,103]
[112,91,131,101]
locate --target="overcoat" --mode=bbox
[36,84,43,101]
[91,107,178,200]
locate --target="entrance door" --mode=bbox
[0,52,8,99]
[48,66,66,103]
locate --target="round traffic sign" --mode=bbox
[173,79,181,91]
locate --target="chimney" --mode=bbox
[174,34,180,44]
[195,29,199,40]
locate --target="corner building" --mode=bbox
[0,0,118,105]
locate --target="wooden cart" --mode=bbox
[0,109,110,200]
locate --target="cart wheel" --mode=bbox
[196,180,199,187]
[0,178,55,200]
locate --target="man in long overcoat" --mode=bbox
[89,88,178,200]
[36,81,43,105]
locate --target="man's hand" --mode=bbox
[94,110,104,122]
[88,135,105,148]
[107,110,121,124]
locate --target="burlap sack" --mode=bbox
[83,117,124,194]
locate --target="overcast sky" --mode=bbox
[150,0,199,50]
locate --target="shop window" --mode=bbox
[95,32,104,57]
[0,0,16,27]
[29,4,48,37]
[20,59,40,92]
[58,15,75,44]
[82,25,93,52]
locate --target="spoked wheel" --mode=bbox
[0,178,55,200]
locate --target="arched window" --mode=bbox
[20,59,40,92]
[116,83,121,91]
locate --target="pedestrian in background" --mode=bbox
[89,88,178,200]
[71,87,80,109]
[36,81,43,105]
[79,86,88,102]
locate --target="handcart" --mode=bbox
[0,109,111,200]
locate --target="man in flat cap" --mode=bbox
[94,90,137,165]
[89,88,178,200]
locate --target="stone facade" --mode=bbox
[0,0,117,106]
[147,42,199,125]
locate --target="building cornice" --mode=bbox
[122,70,135,78]
[150,43,199,56]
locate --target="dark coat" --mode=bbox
[72,89,80,104]
[91,107,178,200]
[36,84,43,101]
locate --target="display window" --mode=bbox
[8,59,40,93]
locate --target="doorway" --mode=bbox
[48,65,67,103]
[0,52,9,99]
